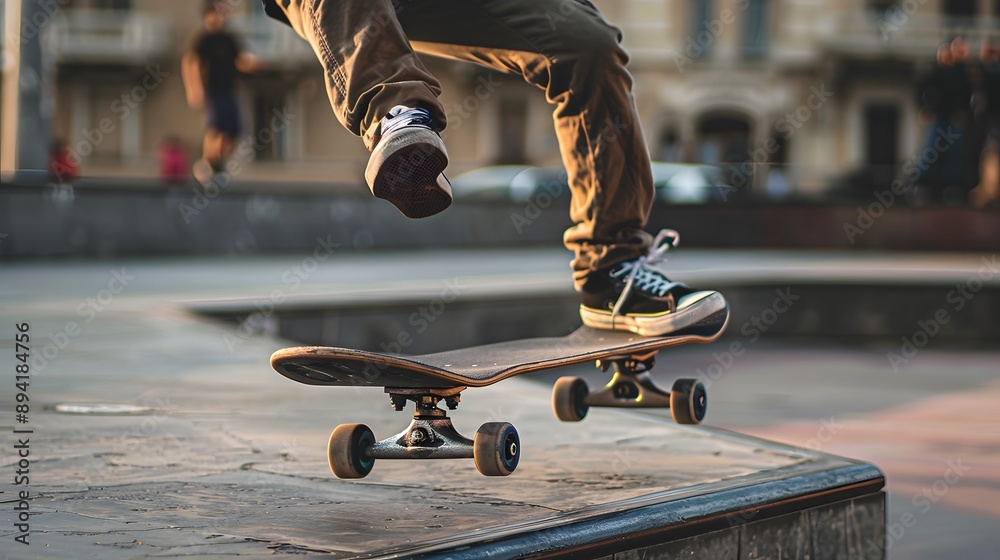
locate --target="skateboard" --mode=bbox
[271,306,729,479]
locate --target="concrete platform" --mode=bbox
[0,255,886,558]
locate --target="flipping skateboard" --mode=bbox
[271,306,729,479]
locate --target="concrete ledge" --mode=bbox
[394,459,884,559]
[0,256,886,559]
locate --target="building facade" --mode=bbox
[3,0,997,195]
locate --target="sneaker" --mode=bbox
[366,105,452,219]
[580,229,728,336]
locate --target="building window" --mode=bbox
[941,0,979,33]
[658,129,681,162]
[863,103,899,188]
[690,0,714,60]
[73,0,132,9]
[943,0,976,16]
[868,0,895,15]
[742,0,769,59]
[696,113,751,185]
[101,0,131,9]
[497,97,528,164]
[251,89,289,161]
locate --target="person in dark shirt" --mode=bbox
[949,36,979,196]
[915,39,970,197]
[971,39,1000,207]
[917,43,953,119]
[182,0,261,184]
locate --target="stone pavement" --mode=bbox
[0,250,891,558]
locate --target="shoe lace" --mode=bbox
[382,105,434,136]
[609,229,684,318]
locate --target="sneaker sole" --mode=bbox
[579,291,728,337]
[365,128,451,219]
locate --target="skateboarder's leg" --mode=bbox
[267,0,453,218]
[265,0,725,335]
[394,0,654,286]
[394,0,725,336]
[267,0,445,145]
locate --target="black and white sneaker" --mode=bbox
[366,105,452,219]
[580,229,728,336]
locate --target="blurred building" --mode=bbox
[3,0,997,194]
[600,0,998,195]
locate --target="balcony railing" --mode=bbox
[227,14,315,65]
[48,10,173,64]
[823,12,997,57]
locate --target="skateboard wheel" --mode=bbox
[552,376,589,422]
[670,378,707,425]
[328,423,376,479]
[474,422,519,476]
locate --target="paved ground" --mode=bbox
[538,342,1000,559]
[1,249,997,558]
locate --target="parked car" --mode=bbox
[452,165,569,202]
[651,162,732,203]
[452,162,731,203]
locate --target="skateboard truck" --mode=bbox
[552,351,707,424]
[273,305,730,480]
[327,387,519,479]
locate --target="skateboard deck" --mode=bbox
[271,307,729,389]
[272,306,729,479]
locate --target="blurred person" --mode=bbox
[159,136,191,186]
[952,35,982,198]
[914,40,968,199]
[182,0,261,186]
[971,39,1000,207]
[258,0,727,336]
[48,140,78,187]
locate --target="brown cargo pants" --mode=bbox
[269,0,655,289]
